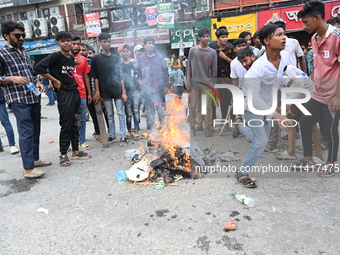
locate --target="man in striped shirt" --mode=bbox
[0,21,50,178]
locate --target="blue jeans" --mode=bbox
[125,93,140,131]
[240,124,254,143]
[44,85,55,104]
[239,111,271,175]
[144,91,165,130]
[10,103,41,169]
[79,98,87,144]
[103,98,126,139]
[0,103,16,146]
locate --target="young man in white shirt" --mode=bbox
[235,23,294,188]
[230,38,247,88]
[273,21,307,73]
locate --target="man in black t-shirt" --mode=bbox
[34,32,92,167]
[91,33,128,146]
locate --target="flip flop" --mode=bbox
[264,145,278,154]
[141,132,149,139]
[290,158,316,171]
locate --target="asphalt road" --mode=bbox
[0,96,339,255]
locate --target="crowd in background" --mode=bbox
[0,0,339,184]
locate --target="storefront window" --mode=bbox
[184,0,208,13]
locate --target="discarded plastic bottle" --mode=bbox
[231,192,255,207]
[26,83,41,96]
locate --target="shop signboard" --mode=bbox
[23,39,59,55]
[157,3,174,29]
[146,6,157,26]
[210,14,256,40]
[110,29,170,47]
[258,1,340,31]
[170,20,211,49]
[84,12,101,38]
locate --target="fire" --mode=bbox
[157,95,190,169]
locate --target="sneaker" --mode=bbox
[108,137,117,143]
[10,145,19,155]
[119,137,128,147]
[46,103,55,106]
[23,168,45,179]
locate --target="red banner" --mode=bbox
[84,12,101,38]
[258,1,340,31]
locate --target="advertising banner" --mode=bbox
[210,14,256,40]
[157,3,174,29]
[146,6,157,26]
[23,39,59,55]
[170,20,211,49]
[258,1,340,31]
[110,29,170,47]
[84,12,101,38]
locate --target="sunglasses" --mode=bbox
[12,33,26,39]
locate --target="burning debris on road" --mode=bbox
[122,96,240,186]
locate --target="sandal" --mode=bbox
[205,129,213,137]
[317,164,336,178]
[263,145,278,154]
[70,151,92,160]
[134,133,141,141]
[119,137,128,147]
[290,158,316,170]
[79,143,91,150]
[141,132,149,139]
[235,171,257,188]
[60,155,71,167]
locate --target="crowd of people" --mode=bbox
[0,0,339,187]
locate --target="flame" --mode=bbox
[138,141,146,154]
[157,95,190,170]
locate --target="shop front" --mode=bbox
[257,1,340,45]
[23,39,59,62]
[210,13,257,41]
[110,28,170,57]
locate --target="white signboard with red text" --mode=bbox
[258,1,340,31]
[110,29,170,47]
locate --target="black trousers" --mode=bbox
[212,88,233,120]
[57,89,81,155]
[300,98,340,162]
